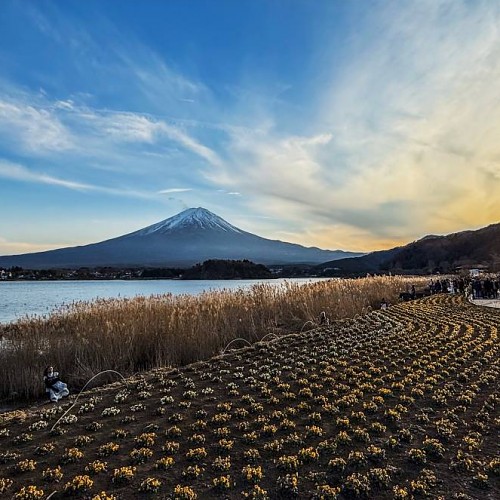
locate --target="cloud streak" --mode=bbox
[0,93,223,171]
[207,0,500,249]
[0,100,73,153]
[158,188,193,194]
[0,160,153,199]
[2,0,500,254]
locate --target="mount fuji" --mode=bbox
[0,208,362,269]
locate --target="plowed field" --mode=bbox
[1,295,498,499]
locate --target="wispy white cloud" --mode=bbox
[0,91,223,172]
[0,1,223,172]
[116,48,205,102]
[3,0,500,253]
[158,188,193,194]
[211,131,334,216]
[316,0,500,237]
[54,99,75,110]
[0,160,153,199]
[0,160,91,190]
[84,111,164,144]
[0,100,73,153]
[207,0,500,249]
[79,107,223,166]
[26,2,207,109]
[158,121,223,167]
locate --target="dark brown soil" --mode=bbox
[0,295,498,499]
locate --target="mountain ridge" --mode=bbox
[0,208,362,269]
[317,222,500,275]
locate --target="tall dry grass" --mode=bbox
[0,276,425,400]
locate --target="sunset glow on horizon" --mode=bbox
[1,0,500,256]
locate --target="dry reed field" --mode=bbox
[0,277,423,401]
[0,294,498,499]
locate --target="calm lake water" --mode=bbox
[0,278,325,324]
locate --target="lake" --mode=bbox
[0,278,325,324]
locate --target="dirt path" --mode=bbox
[471,298,500,309]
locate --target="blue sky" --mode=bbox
[1,0,500,255]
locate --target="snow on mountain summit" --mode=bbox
[0,206,363,268]
[135,207,243,236]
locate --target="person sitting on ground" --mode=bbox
[380,298,388,310]
[319,311,329,325]
[43,366,69,403]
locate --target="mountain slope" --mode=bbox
[317,222,500,274]
[0,208,362,269]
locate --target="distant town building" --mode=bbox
[455,264,489,277]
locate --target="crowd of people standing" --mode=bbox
[428,275,500,299]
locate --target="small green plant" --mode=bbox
[135,432,156,447]
[312,485,341,499]
[241,484,270,499]
[183,465,204,478]
[212,474,232,491]
[407,448,427,464]
[173,484,197,499]
[156,456,175,470]
[276,473,299,497]
[97,442,120,457]
[85,460,108,475]
[61,447,84,464]
[112,466,136,484]
[0,478,14,494]
[298,447,319,463]
[368,467,391,488]
[328,457,346,472]
[392,485,410,499]
[186,447,207,462]
[13,486,45,500]
[138,477,162,493]
[90,492,116,500]
[63,475,94,495]
[15,459,37,473]
[212,456,231,471]
[42,465,63,483]
[342,473,371,497]
[34,442,56,456]
[277,455,300,472]
[471,472,489,489]
[486,458,500,476]
[242,465,263,483]
[422,437,445,459]
[130,447,154,464]
[74,435,93,447]
[244,449,261,463]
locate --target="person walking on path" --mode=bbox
[466,282,473,301]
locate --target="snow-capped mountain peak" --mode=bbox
[136,207,243,235]
[0,206,363,268]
